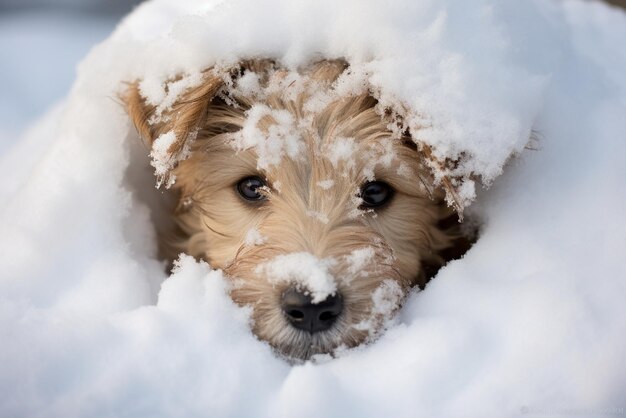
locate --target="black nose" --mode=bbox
[281,288,343,333]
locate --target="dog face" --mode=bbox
[125,60,461,360]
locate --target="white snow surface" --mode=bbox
[257,253,338,303]
[1,0,626,417]
[232,104,304,170]
[150,130,182,187]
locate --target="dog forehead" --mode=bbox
[251,138,423,205]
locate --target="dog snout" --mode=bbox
[281,287,343,333]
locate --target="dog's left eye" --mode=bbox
[359,181,394,208]
[237,176,267,201]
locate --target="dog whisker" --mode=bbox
[200,217,230,238]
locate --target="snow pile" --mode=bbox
[1,0,626,417]
[114,0,556,210]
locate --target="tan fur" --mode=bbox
[124,60,466,360]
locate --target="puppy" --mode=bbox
[125,60,468,360]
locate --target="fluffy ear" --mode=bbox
[124,81,156,144]
[123,69,228,187]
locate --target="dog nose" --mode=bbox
[281,288,343,333]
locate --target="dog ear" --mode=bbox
[124,81,156,144]
[123,69,227,187]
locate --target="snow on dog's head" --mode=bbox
[125,60,467,359]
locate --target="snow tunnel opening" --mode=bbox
[121,127,177,300]
[420,212,477,288]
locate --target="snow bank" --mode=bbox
[1,0,625,416]
[112,0,555,210]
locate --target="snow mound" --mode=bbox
[1,0,626,417]
[114,0,555,211]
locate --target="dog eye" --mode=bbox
[237,176,267,201]
[359,181,394,208]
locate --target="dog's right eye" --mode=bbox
[237,176,267,201]
[359,181,394,208]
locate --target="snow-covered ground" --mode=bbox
[1,0,625,417]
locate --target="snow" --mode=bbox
[1,0,626,417]
[344,247,376,279]
[244,227,267,246]
[325,136,357,169]
[353,279,404,333]
[232,104,304,170]
[142,70,204,122]
[257,253,338,303]
[305,209,330,225]
[316,179,335,190]
[150,130,182,187]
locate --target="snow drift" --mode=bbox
[1,0,625,417]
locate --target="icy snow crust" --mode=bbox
[1,0,626,416]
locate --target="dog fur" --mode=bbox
[124,60,468,360]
